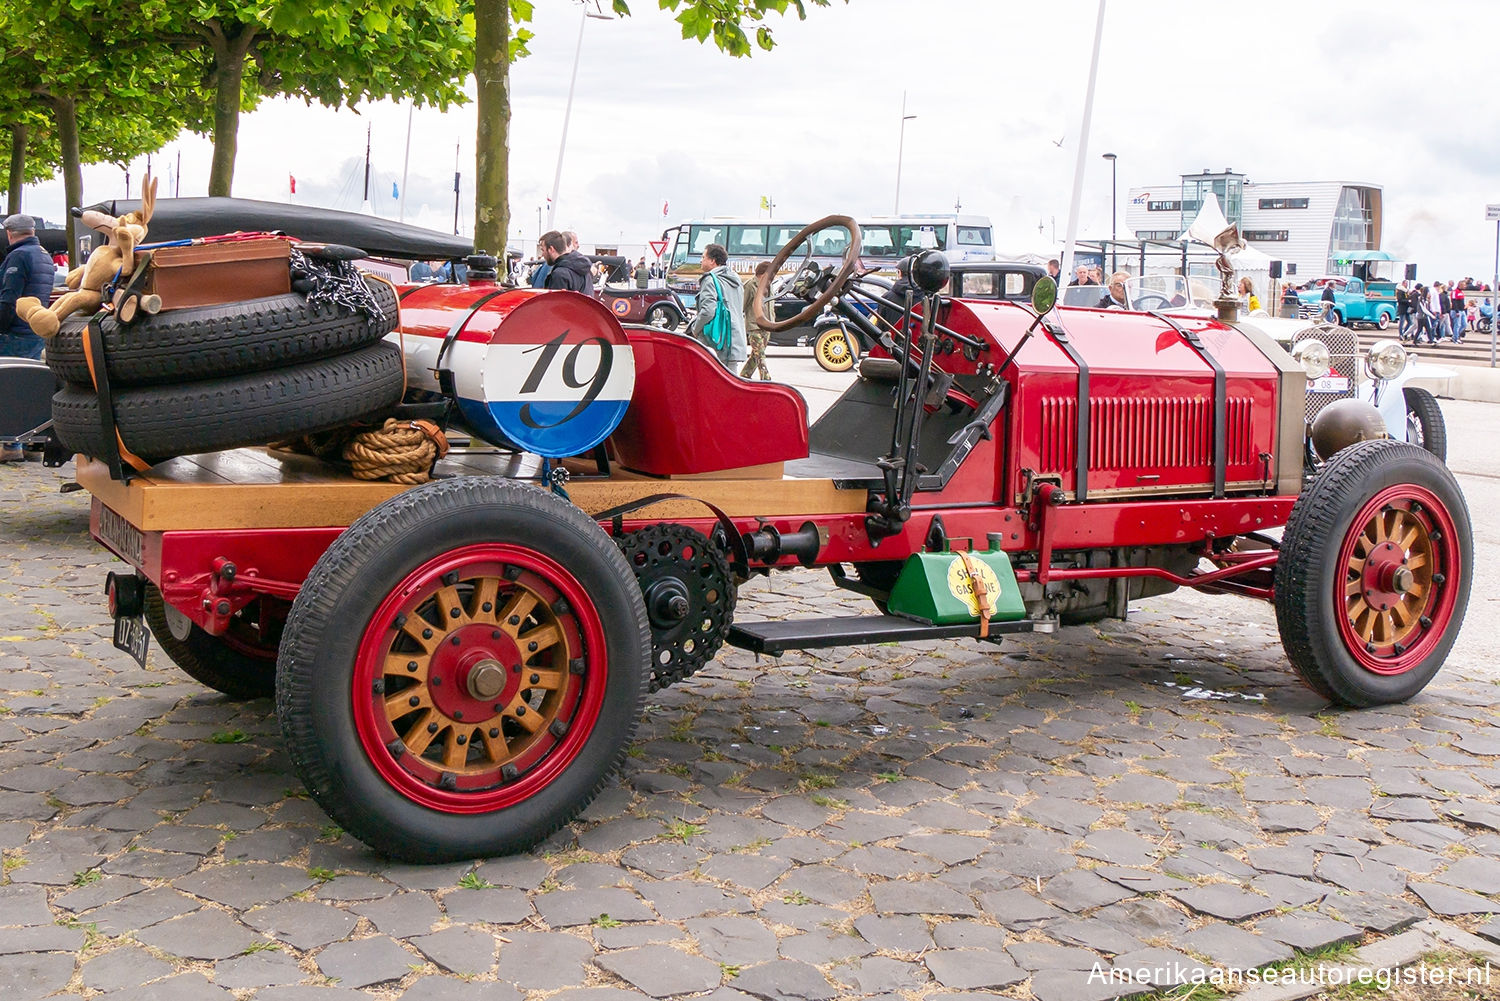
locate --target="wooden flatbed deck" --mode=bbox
[78,449,869,532]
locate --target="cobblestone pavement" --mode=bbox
[4,451,1500,1001]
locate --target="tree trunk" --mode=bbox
[7,124,25,216]
[473,0,510,257]
[206,26,257,197]
[52,98,83,269]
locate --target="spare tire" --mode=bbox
[46,277,399,387]
[52,342,406,466]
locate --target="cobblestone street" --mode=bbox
[2,398,1499,1001]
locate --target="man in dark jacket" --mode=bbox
[540,230,593,294]
[0,214,56,359]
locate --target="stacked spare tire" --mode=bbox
[48,246,405,468]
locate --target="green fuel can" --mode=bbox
[886,539,1027,625]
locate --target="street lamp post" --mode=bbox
[1102,152,1117,272]
[547,3,611,232]
[893,91,917,215]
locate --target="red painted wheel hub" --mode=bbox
[351,544,607,813]
[1335,485,1461,677]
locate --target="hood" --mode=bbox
[710,265,743,290]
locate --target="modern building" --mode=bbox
[1123,169,1382,280]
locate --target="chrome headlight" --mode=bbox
[1366,339,1407,380]
[1292,339,1331,378]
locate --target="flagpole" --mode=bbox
[452,141,461,236]
[1058,0,1108,291]
[399,103,413,223]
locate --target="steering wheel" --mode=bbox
[1132,291,1172,311]
[754,214,863,332]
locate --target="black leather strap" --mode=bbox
[1152,312,1227,498]
[432,290,506,398]
[588,492,751,574]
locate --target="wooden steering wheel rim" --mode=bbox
[754,214,863,333]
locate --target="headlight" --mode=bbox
[1292,340,1331,378]
[1366,339,1407,380]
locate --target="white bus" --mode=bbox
[658,214,995,290]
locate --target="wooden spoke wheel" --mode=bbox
[277,479,650,862]
[814,326,857,372]
[356,546,596,811]
[1275,439,1471,707]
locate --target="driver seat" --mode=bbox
[608,327,809,477]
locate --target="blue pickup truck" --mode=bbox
[1297,277,1397,329]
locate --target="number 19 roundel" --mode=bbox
[471,295,636,458]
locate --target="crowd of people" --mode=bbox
[1394,279,1486,346]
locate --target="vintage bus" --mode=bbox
[658,214,996,293]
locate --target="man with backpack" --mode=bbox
[687,243,746,367]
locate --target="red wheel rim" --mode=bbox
[1335,484,1460,676]
[351,544,606,813]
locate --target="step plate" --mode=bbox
[726,615,1045,656]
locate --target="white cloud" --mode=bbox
[15,0,1500,279]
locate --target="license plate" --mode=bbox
[113,614,151,668]
[96,504,144,567]
[1309,376,1349,393]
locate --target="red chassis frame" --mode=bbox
[95,490,1296,639]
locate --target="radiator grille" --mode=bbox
[1037,396,1256,474]
[1293,324,1359,423]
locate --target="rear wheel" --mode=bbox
[276,478,650,862]
[1274,440,1470,706]
[1376,311,1391,330]
[814,326,857,372]
[143,585,280,699]
[1402,387,1447,461]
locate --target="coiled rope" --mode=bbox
[272,418,449,484]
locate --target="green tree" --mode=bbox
[148,2,474,196]
[0,4,182,260]
[472,0,845,257]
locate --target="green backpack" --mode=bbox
[703,273,732,352]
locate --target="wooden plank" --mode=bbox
[78,449,866,532]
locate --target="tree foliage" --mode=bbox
[143,1,475,195]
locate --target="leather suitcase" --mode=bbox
[141,238,291,310]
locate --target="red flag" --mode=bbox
[662,200,669,218]
[289,174,296,194]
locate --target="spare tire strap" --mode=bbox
[81,311,150,481]
[588,492,751,576]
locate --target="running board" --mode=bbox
[726,615,1050,656]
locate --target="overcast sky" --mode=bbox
[18,0,1500,279]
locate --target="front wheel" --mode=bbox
[646,303,682,331]
[276,478,650,862]
[1274,440,1471,707]
[814,326,857,372]
[1402,387,1447,461]
[1376,311,1392,330]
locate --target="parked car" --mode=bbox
[1296,277,1397,329]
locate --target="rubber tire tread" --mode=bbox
[645,303,682,331]
[46,278,399,387]
[1402,386,1447,462]
[51,342,405,465]
[275,477,652,862]
[1273,439,1471,707]
[143,585,277,700]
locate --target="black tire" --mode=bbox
[46,279,399,387]
[52,342,405,465]
[1402,386,1447,461]
[1274,440,1471,707]
[852,561,902,614]
[645,303,682,331]
[276,478,651,862]
[143,585,278,700]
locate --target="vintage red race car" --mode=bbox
[79,214,1471,863]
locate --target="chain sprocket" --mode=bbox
[616,523,736,690]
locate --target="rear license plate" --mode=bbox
[1309,376,1350,393]
[113,614,150,668]
[96,505,144,567]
